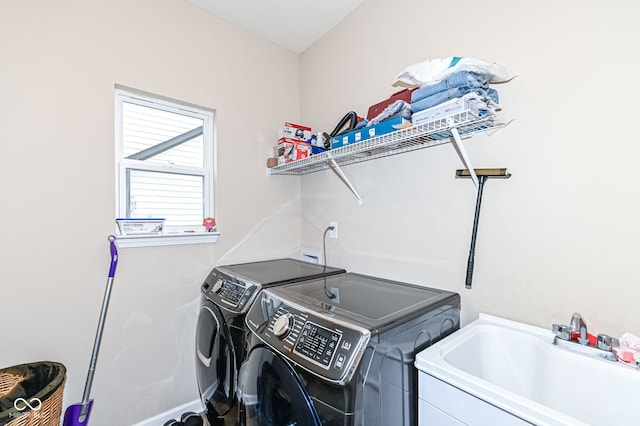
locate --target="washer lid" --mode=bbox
[215,258,345,286]
[270,272,460,330]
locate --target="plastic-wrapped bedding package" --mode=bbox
[368,100,412,126]
[410,86,499,114]
[395,56,515,88]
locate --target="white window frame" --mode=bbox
[114,86,218,247]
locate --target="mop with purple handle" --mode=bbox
[63,235,119,426]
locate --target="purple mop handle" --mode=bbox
[108,235,118,277]
[64,236,119,426]
[78,236,118,421]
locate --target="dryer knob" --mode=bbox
[211,278,224,293]
[273,314,293,339]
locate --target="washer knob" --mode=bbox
[211,278,224,293]
[273,314,293,338]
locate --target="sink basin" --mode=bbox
[415,313,640,425]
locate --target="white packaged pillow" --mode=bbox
[395,57,515,87]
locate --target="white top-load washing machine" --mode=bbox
[237,272,460,426]
[196,258,346,425]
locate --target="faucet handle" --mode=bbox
[597,334,612,351]
[596,334,619,352]
[552,324,572,340]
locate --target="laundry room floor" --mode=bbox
[224,407,238,425]
[199,406,237,426]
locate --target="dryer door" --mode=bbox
[196,299,237,417]
[237,346,321,426]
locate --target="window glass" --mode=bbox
[121,101,205,168]
[127,169,204,226]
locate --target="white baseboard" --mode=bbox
[132,399,203,426]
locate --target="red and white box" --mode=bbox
[279,122,312,142]
[277,138,311,164]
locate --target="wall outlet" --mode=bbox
[329,221,338,239]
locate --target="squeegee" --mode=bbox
[456,168,511,289]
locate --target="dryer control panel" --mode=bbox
[245,289,370,385]
[201,270,259,314]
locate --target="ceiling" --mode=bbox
[185,0,367,54]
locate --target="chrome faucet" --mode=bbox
[552,312,617,361]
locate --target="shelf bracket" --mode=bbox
[447,118,479,188]
[327,154,363,205]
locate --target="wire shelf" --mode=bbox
[268,108,504,176]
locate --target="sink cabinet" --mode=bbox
[418,371,530,425]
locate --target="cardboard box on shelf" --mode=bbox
[277,138,311,164]
[266,157,278,168]
[331,117,410,149]
[279,122,312,142]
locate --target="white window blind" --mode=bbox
[115,88,215,236]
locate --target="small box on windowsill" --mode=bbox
[116,218,165,235]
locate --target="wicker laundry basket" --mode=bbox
[0,362,66,426]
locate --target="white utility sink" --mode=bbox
[415,313,640,425]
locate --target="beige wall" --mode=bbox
[1,0,301,424]
[4,0,640,424]
[300,0,640,335]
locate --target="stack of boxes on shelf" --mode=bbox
[265,58,513,170]
[277,122,312,165]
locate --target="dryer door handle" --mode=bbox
[197,346,212,367]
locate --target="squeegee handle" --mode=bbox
[465,177,486,289]
[108,235,118,278]
[465,253,476,289]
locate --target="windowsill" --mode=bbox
[116,232,220,248]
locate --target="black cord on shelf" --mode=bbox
[322,225,336,299]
